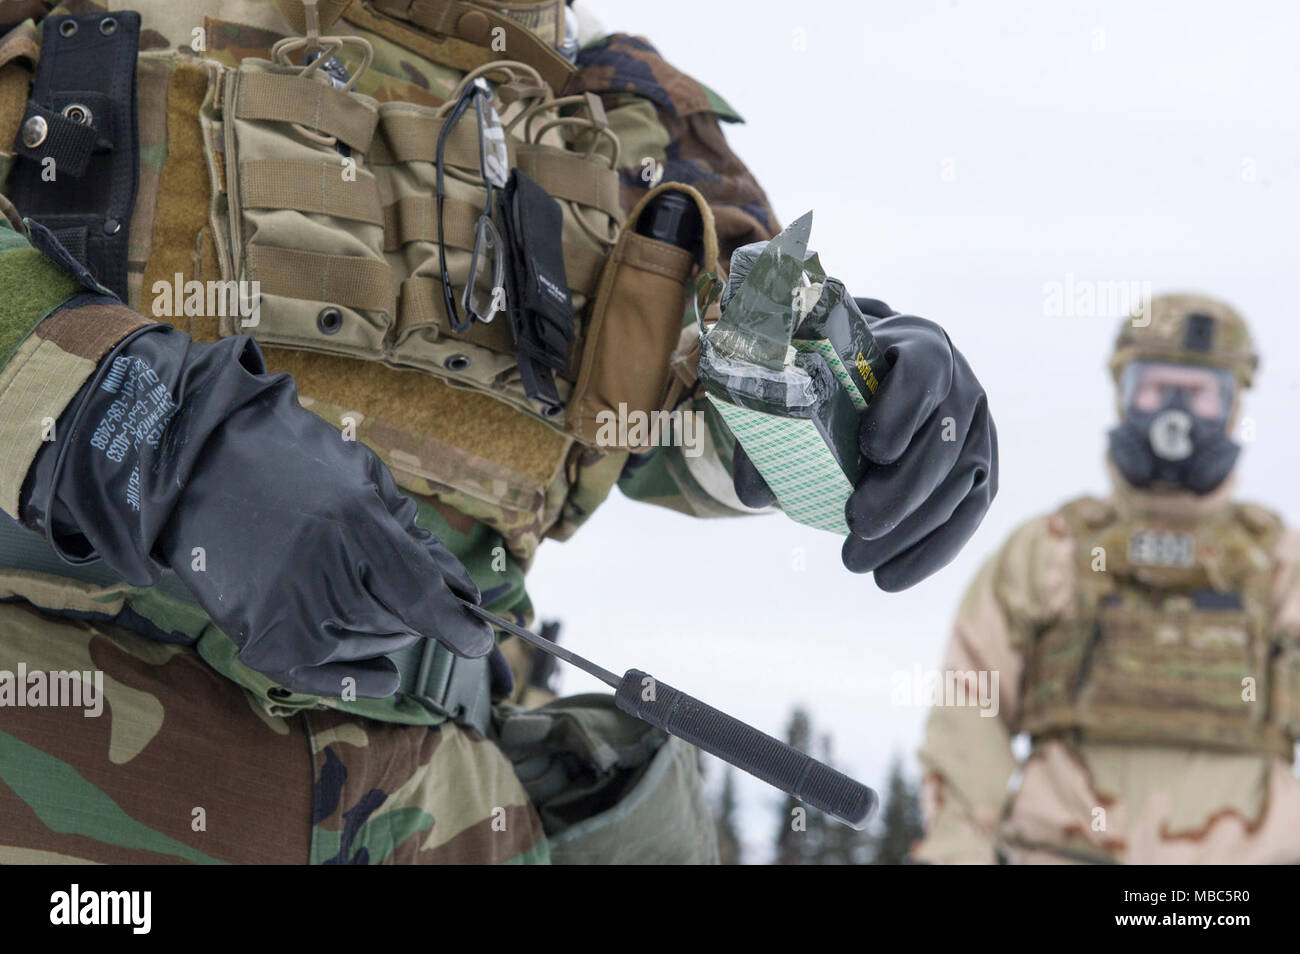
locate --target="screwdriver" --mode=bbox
[463,601,878,830]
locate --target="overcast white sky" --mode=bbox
[528,0,1300,860]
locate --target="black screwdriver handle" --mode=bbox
[614,668,878,830]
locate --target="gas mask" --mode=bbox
[1107,360,1240,495]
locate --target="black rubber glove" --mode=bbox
[22,319,492,697]
[732,297,997,591]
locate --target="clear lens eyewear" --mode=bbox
[437,78,509,332]
[462,214,505,323]
[473,79,509,191]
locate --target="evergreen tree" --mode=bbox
[715,766,743,865]
[815,734,873,864]
[770,708,873,864]
[773,707,814,864]
[870,755,924,864]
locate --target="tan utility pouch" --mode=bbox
[378,82,621,420]
[222,57,391,353]
[566,182,717,450]
[213,48,719,443]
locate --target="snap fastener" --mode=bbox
[317,306,343,334]
[58,19,77,38]
[457,10,491,43]
[103,219,121,235]
[21,115,47,148]
[444,353,471,371]
[99,17,118,35]
[61,103,93,126]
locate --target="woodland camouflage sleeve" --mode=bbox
[913,515,1072,864]
[0,201,152,518]
[570,33,779,518]
[569,32,779,268]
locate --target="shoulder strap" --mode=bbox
[352,0,576,94]
[1234,501,1284,544]
[1054,494,1117,541]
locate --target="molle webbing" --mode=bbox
[247,244,396,314]
[369,108,498,167]
[240,159,385,226]
[1021,498,1295,759]
[513,143,623,222]
[234,69,379,149]
[383,193,481,251]
[218,55,633,428]
[399,274,518,354]
[9,11,141,299]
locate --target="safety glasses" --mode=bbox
[437,78,508,333]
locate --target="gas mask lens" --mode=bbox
[1119,360,1235,425]
[1110,361,1241,494]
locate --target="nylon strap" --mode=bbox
[388,637,493,734]
[370,0,576,94]
[9,11,141,298]
[515,143,623,221]
[240,159,384,225]
[399,274,516,352]
[370,108,495,168]
[0,17,38,61]
[382,193,480,251]
[235,70,378,151]
[247,245,395,313]
[15,103,97,176]
[271,0,354,33]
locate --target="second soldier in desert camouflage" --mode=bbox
[916,294,1300,864]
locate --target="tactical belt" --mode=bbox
[9,11,141,299]
[0,515,494,736]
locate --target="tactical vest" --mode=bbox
[0,2,762,732]
[0,2,732,569]
[1019,495,1300,760]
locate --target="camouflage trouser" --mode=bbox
[0,603,549,864]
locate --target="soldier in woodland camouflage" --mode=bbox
[0,0,994,864]
[916,294,1300,864]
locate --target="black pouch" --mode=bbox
[9,11,141,300]
[497,169,575,416]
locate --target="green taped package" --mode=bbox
[698,212,890,534]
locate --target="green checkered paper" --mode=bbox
[698,213,889,535]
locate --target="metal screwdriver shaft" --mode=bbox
[463,602,621,687]
[462,601,879,830]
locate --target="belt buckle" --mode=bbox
[409,635,455,719]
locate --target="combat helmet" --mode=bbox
[1110,293,1259,388]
